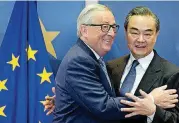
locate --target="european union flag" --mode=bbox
[0,1,55,123]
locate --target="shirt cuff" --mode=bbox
[147,94,155,123]
[147,111,155,123]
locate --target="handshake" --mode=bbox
[42,85,178,118]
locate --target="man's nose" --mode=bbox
[107,27,116,36]
[137,34,145,42]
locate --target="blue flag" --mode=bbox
[0,1,55,123]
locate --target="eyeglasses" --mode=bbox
[84,24,119,33]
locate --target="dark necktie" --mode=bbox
[98,58,112,88]
[120,60,139,96]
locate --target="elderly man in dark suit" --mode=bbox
[107,6,179,123]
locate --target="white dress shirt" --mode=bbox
[120,51,155,123]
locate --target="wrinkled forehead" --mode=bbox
[128,15,156,31]
[91,10,116,24]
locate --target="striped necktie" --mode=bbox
[120,60,139,96]
[98,58,112,88]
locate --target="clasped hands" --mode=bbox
[120,85,178,117]
[43,85,178,118]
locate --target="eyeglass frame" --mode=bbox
[83,24,120,33]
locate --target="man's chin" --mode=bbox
[101,49,111,56]
[135,54,147,59]
[132,51,147,59]
[105,48,112,53]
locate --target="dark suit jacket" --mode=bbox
[106,50,179,123]
[53,39,128,123]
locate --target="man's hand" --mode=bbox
[150,85,178,109]
[43,87,56,115]
[120,89,156,118]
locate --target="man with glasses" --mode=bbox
[107,6,179,123]
[53,4,161,123]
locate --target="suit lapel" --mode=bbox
[99,68,115,96]
[116,56,129,90]
[77,39,115,96]
[135,51,162,96]
[110,55,129,96]
[77,38,98,62]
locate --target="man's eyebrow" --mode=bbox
[129,27,153,32]
[144,29,153,32]
[129,27,139,31]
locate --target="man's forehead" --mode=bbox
[92,11,115,24]
[128,16,156,31]
[129,15,154,23]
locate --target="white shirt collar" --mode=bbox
[128,51,154,71]
[83,41,100,60]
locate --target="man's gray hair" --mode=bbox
[124,6,160,32]
[77,4,111,37]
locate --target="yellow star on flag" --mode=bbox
[39,18,59,59]
[40,99,48,112]
[39,94,50,105]
[37,67,53,84]
[40,100,46,105]
[39,94,50,106]
[0,106,6,117]
[7,53,20,71]
[0,79,8,91]
[26,45,38,61]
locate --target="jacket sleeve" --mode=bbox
[152,72,179,123]
[64,56,127,120]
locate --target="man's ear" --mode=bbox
[124,29,128,40]
[80,25,88,37]
[156,30,160,36]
